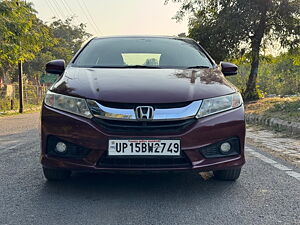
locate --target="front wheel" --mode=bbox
[213,168,241,181]
[43,167,71,181]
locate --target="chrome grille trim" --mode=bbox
[87,100,202,121]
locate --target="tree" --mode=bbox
[0,0,49,82]
[50,17,91,61]
[23,17,91,83]
[227,50,300,96]
[166,0,300,100]
[0,1,91,84]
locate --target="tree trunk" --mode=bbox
[0,65,13,84]
[244,41,261,100]
[1,68,9,84]
[244,4,268,101]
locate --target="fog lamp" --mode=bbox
[220,142,231,153]
[55,142,67,153]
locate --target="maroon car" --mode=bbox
[41,36,245,181]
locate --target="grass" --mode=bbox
[245,97,300,123]
[0,97,42,117]
[0,105,41,117]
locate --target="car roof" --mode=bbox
[93,35,194,41]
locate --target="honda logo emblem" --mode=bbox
[135,106,154,120]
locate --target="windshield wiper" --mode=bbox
[120,65,161,69]
[186,66,210,69]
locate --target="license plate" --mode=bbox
[108,139,181,156]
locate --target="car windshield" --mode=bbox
[73,37,213,68]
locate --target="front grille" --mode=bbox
[98,153,191,168]
[93,118,196,133]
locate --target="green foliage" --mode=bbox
[167,0,300,54]
[50,18,91,60]
[0,0,51,81]
[23,17,91,83]
[0,0,35,64]
[0,1,91,83]
[0,97,12,111]
[228,49,300,96]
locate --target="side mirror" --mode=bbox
[45,59,65,75]
[220,62,238,76]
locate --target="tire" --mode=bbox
[43,167,71,181]
[213,168,241,181]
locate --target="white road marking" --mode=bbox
[286,171,300,180]
[0,143,30,153]
[272,164,293,171]
[246,146,300,181]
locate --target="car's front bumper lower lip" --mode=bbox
[41,105,246,172]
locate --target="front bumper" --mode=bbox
[41,105,246,172]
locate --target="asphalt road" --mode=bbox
[0,113,299,225]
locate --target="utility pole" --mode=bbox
[18,60,23,113]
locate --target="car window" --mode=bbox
[121,53,161,66]
[73,37,213,68]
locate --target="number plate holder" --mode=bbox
[108,139,181,156]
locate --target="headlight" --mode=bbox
[44,91,92,118]
[196,92,243,118]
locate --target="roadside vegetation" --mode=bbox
[0,0,90,84]
[245,97,300,123]
[228,52,300,97]
[0,83,46,116]
[0,106,40,116]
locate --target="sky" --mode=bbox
[30,0,189,37]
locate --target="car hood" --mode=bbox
[50,67,237,103]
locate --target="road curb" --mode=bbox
[245,114,300,134]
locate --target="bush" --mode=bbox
[228,55,300,97]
